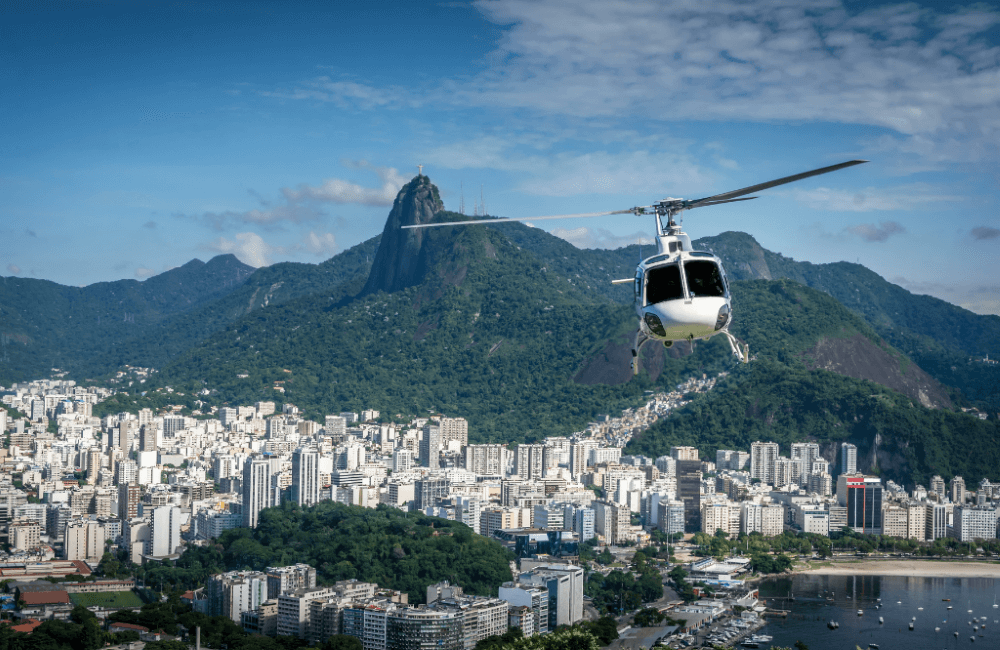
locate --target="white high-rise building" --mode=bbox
[750,441,780,485]
[243,457,272,528]
[516,444,545,480]
[790,442,821,481]
[392,448,413,473]
[291,447,320,507]
[148,505,182,557]
[439,417,468,447]
[214,455,237,481]
[464,444,505,476]
[115,459,137,486]
[840,443,857,475]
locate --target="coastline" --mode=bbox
[791,559,1000,578]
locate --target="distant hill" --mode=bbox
[0,255,254,383]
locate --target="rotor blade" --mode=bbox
[401,209,633,229]
[687,160,868,207]
[688,197,757,209]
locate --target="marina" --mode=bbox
[754,574,1000,650]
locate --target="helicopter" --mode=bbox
[403,159,868,374]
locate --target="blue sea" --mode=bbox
[757,574,1000,650]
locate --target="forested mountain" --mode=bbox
[0,238,380,384]
[0,254,254,383]
[9,175,999,486]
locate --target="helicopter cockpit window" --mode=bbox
[684,260,726,297]
[645,264,684,304]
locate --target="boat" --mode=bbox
[935,627,940,632]
[868,644,879,649]
[909,622,914,630]
[741,642,758,648]
[944,599,952,602]
[948,606,954,610]
[858,609,864,616]
[879,617,884,624]
[918,607,923,611]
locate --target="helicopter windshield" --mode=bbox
[645,264,684,305]
[685,260,725,297]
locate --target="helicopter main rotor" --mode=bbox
[401,159,868,231]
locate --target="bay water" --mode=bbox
[757,574,1000,650]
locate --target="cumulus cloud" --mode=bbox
[846,221,906,242]
[135,267,156,279]
[972,226,1000,241]
[302,231,338,257]
[206,231,341,267]
[550,226,654,250]
[283,162,407,206]
[194,161,406,230]
[208,232,277,267]
[6,264,20,274]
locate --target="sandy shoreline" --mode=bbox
[793,559,1000,578]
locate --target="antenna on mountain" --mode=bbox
[460,182,465,215]
[481,185,486,217]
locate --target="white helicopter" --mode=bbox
[404,159,868,374]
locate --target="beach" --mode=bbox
[794,558,1000,578]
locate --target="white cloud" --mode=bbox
[846,221,906,243]
[303,231,338,257]
[262,77,405,110]
[6,264,20,275]
[196,161,407,230]
[460,0,1000,161]
[208,232,277,267]
[283,162,407,206]
[426,138,715,198]
[206,230,342,267]
[135,267,156,278]
[790,184,963,212]
[550,226,653,250]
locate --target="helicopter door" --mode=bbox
[684,260,726,297]
[644,264,684,305]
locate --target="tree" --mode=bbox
[322,635,363,650]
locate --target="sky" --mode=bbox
[2,0,999,315]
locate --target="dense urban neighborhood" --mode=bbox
[0,371,995,650]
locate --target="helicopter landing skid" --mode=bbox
[722,331,749,363]
[631,330,650,376]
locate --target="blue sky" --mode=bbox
[2,0,999,315]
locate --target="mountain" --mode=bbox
[0,239,381,385]
[131,215,727,441]
[12,175,998,486]
[362,175,446,296]
[0,255,254,383]
[693,231,1000,412]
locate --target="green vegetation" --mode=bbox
[586,550,664,614]
[138,502,514,602]
[68,590,143,608]
[474,619,617,650]
[626,357,1000,487]
[128,222,732,442]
